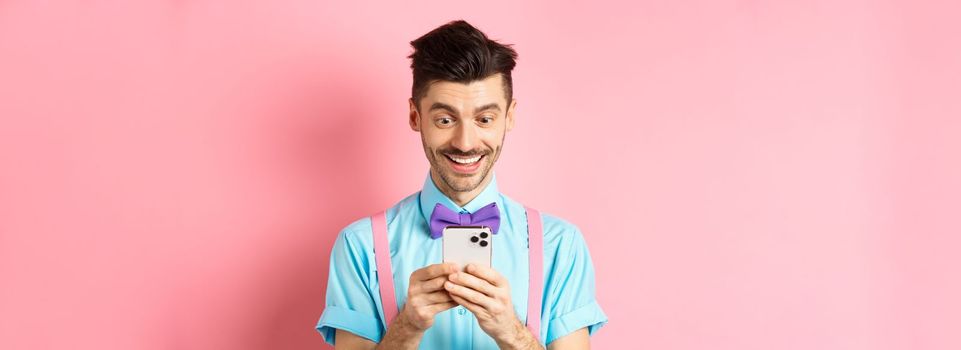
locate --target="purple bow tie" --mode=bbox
[429,202,501,239]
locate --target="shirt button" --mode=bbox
[457,307,467,315]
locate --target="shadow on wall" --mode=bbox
[253,60,388,349]
[159,50,392,349]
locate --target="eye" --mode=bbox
[437,117,454,126]
[479,116,494,124]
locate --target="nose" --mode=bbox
[450,121,478,152]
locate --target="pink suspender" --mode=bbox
[371,207,544,343]
[525,206,544,342]
[371,211,398,329]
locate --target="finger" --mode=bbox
[449,271,498,298]
[410,263,448,281]
[427,301,458,314]
[422,291,454,304]
[445,280,495,309]
[412,275,450,294]
[411,263,456,282]
[465,264,507,287]
[409,290,453,307]
[450,294,486,316]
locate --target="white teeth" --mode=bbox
[448,155,482,164]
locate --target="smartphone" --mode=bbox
[442,226,493,272]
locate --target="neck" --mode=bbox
[430,169,492,207]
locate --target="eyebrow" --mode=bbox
[429,102,501,116]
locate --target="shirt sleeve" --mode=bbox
[542,222,609,345]
[315,222,386,345]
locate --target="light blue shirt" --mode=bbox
[316,172,607,348]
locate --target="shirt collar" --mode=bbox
[419,170,503,226]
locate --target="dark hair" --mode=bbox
[408,20,518,107]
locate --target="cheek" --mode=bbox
[480,130,504,148]
[421,129,450,150]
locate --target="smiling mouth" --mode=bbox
[446,154,483,164]
[444,153,485,173]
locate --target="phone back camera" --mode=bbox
[479,240,488,247]
[480,232,489,239]
[470,236,479,243]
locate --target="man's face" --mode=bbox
[409,74,516,194]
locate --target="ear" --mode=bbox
[505,98,517,132]
[409,98,421,132]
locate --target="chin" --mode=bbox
[442,170,486,191]
[447,177,479,192]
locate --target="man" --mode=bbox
[316,20,607,349]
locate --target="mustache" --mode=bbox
[438,149,489,157]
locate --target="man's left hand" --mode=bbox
[445,264,540,349]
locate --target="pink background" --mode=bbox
[1,1,959,349]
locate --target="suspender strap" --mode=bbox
[371,207,544,343]
[372,211,398,328]
[525,206,544,344]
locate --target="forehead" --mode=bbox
[420,74,507,112]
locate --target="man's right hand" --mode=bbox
[398,262,459,331]
[335,263,460,350]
